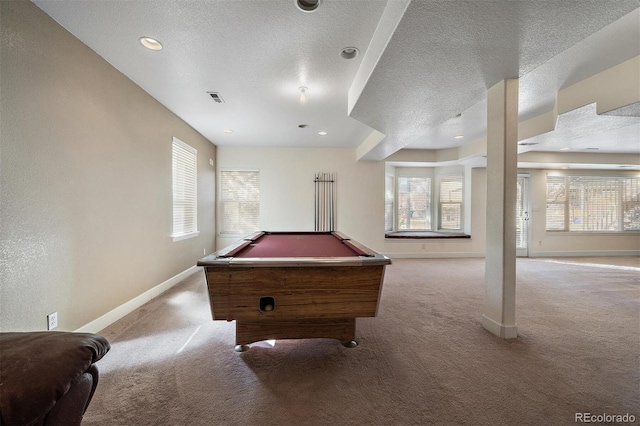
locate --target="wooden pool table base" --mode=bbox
[233,317,358,352]
[197,231,391,352]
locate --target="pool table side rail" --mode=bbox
[198,254,389,267]
[197,231,391,268]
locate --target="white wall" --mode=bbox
[0,1,216,332]
[216,147,385,251]
[217,147,489,257]
[216,146,639,259]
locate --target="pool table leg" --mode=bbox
[342,340,358,348]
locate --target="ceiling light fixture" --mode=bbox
[296,0,320,12]
[223,129,233,134]
[340,47,359,60]
[318,131,327,136]
[560,147,571,151]
[299,86,308,103]
[139,36,163,51]
[454,135,464,140]
[298,124,309,128]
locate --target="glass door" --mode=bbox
[516,175,530,257]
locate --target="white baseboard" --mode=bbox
[387,252,485,259]
[75,265,201,334]
[388,250,639,259]
[529,250,640,257]
[482,314,518,339]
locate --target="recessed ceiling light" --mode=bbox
[296,0,320,12]
[559,147,571,151]
[139,37,162,51]
[299,86,308,103]
[340,47,359,60]
[318,131,328,136]
[454,135,464,140]
[298,124,309,128]
[223,129,233,134]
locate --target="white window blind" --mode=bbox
[171,137,198,241]
[546,175,640,232]
[623,177,640,230]
[219,170,260,235]
[385,174,394,232]
[439,174,463,230]
[546,176,566,231]
[398,176,431,230]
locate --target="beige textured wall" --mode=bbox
[0,1,216,332]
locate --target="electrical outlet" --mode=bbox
[47,312,58,330]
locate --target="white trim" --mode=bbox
[172,136,197,154]
[172,231,200,242]
[530,250,640,257]
[482,314,518,339]
[387,252,484,259]
[386,250,639,258]
[75,266,201,333]
[545,231,640,236]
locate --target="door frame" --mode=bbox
[516,173,531,257]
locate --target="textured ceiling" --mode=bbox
[32,0,640,166]
[351,1,640,160]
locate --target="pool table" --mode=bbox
[197,231,391,351]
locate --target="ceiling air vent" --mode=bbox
[207,92,225,103]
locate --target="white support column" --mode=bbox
[482,79,519,339]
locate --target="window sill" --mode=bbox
[385,231,470,239]
[172,231,200,242]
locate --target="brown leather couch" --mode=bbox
[0,331,110,426]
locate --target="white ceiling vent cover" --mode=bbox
[207,92,225,103]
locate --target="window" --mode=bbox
[385,173,394,232]
[545,175,640,232]
[546,176,566,231]
[171,137,198,241]
[219,170,260,235]
[438,174,463,230]
[398,176,431,230]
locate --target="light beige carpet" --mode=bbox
[83,257,639,426]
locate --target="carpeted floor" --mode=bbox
[83,257,639,426]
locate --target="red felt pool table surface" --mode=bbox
[228,232,365,258]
